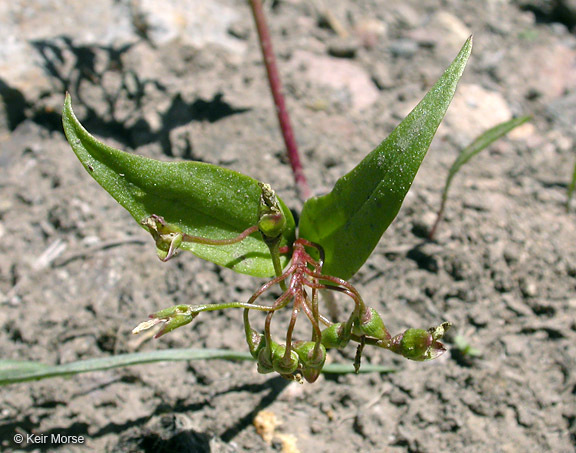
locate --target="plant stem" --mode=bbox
[182,225,259,245]
[190,302,275,313]
[248,0,310,200]
[429,190,447,240]
[268,240,288,291]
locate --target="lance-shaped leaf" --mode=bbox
[429,114,531,239]
[299,37,473,280]
[62,94,295,277]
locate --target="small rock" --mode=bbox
[227,21,250,41]
[441,84,513,144]
[501,334,526,356]
[354,18,387,48]
[519,277,538,298]
[408,11,471,55]
[508,122,536,141]
[411,211,437,238]
[514,43,576,99]
[392,4,421,29]
[547,91,576,129]
[388,387,408,405]
[516,405,535,427]
[370,63,394,90]
[502,294,532,316]
[132,0,246,53]
[566,260,576,277]
[389,39,418,58]
[468,305,492,327]
[289,50,380,111]
[327,37,360,58]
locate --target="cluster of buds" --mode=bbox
[133,185,450,383]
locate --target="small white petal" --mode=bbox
[132,319,161,335]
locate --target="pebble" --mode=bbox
[392,4,421,29]
[289,50,380,111]
[441,83,513,144]
[411,211,437,239]
[519,43,576,99]
[131,0,245,53]
[354,18,387,48]
[502,294,533,316]
[547,91,576,128]
[389,39,418,58]
[519,278,538,298]
[327,37,360,58]
[408,11,471,55]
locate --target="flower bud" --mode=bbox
[321,322,352,349]
[352,307,390,341]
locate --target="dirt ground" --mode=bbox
[1,0,576,451]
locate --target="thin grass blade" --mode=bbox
[0,350,394,385]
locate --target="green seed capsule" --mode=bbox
[139,305,198,338]
[158,313,195,337]
[246,328,265,360]
[257,340,279,374]
[398,329,432,361]
[295,342,326,367]
[352,308,390,341]
[258,213,286,239]
[272,345,300,375]
[258,183,286,240]
[294,341,327,383]
[321,322,351,349]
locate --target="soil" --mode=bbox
[1,0,576,452]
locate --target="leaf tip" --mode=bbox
[462,35,473,57]
[63,92,72,112]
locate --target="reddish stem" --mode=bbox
[300,290,322,341]
[182,225,259,245]
[428,196,446,241]
[247,263,296,305]
[249,0,310,200]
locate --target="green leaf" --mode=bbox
[62,94,295,277]
[429,115,531,239]
[444,115,531,198]
[0,350,394,385]
[299,37,473,280]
